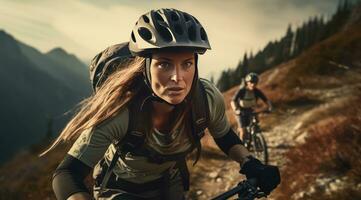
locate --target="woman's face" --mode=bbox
[150,51,196,105]
[246,81,257,90]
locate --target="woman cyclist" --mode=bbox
[45,8,280,200]
[231,72,272,143]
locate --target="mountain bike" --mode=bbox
[211,178,266,200]
[239,111,269,164]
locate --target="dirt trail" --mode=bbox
[186,78,361,199]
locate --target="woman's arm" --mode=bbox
[255,89,272,112]
[213,128,251,165]
[231,88,244,112]
[53,108,130,199]
[228,144,252,165]
[52,155,93,200]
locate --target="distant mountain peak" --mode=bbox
[0,29,6,35]
[0,30,22,56]
[45,47,87,72]
[46,47,69,56]
[0,29,15,41]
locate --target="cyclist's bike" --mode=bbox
[212,179,266,200]
[238,111,269,164]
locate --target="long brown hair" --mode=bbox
[40,57,146,156]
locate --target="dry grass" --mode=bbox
[285,25,361,89]
[0,142,86,200]
[273,95,361,200]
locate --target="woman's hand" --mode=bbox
[239,156,281,195]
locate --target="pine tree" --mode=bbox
[217,70,232,91]
[216,0,355,92]
[283,24,294,60]
[242,53,249,77]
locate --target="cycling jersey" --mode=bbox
[232,87,268,110]
[68,79,230,185]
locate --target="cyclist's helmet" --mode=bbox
[128,8,211,105]
[129,8,211,57]
[245,72,259,84]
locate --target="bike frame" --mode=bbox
[246,113,261,143]
[243,111,269,164]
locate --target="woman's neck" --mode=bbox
[152,101,175,115]
[151,101,175,131]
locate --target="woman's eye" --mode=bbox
[183,61,193,69]
[158,62,171,69]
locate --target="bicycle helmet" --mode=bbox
[129,8,211,56]
[128,8,211,105]
[245,72,259,84]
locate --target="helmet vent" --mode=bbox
[170,12,179,21]
[200,28,207,41]
[129,9,211,55]
[174,24,183,35]
[158,26,173,42]
[142,15,150,23]
[188,25,196,41]
[154,12,165,22]
[183,13,191,22]
[138,27,152,41]
[131,31,136,42]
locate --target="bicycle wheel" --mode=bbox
[251,132,268,164]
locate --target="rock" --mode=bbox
[209,171,218,178]
[294,122,303,130]
[295,131,308,144]
[328,181,339,192]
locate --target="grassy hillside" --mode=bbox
[260,25,361,200]
[187,23,361,199]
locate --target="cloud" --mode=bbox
[0,0,340,78]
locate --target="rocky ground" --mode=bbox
[186,69,361,200]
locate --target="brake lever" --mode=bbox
[237,179,267,200]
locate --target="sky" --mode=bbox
[0,0,342,79]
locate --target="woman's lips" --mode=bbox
[167,87,185,95]
[167,87,184,91]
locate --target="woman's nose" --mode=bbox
[170,66,182,82]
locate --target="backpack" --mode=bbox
[89,42,133,92]
[89,43,211,194]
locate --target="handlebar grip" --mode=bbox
[247,178,258,187]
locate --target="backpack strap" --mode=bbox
[98,140,121,194]
[189,78,210,165]
[98,90,150,195]
[99,80,210,193]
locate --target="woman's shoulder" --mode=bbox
[95,107,130,139]
[199,79,230,137]
[199,78,223,102]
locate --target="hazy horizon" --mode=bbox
[0,0,342,79]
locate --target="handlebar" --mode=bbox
[234,109,271,116]
[211,178,266,200]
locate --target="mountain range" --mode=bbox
[0,30,92,163]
